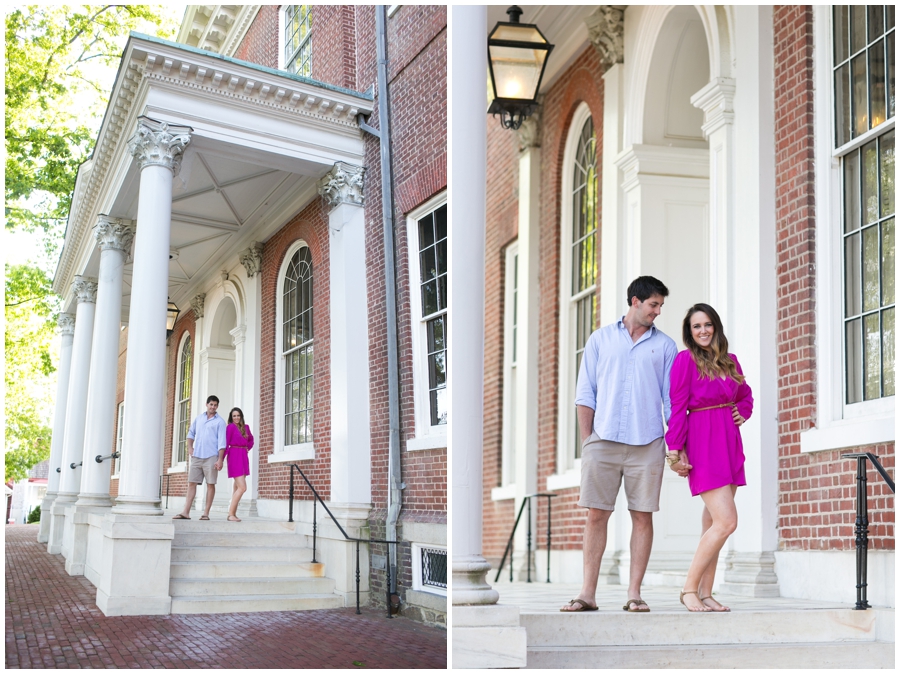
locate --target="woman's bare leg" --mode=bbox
[697,485,737,611]
[681,485,738,612]
[228,475,247,521]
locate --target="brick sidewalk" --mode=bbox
[5,525,446,669]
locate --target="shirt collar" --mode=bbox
[617,317,657,335]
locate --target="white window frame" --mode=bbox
[278,5,313,76]
[406,191,448,451]
[804,5,895,453]
[411,542,447,597]
[553,102,596,484]
[269,240,316,464]
[112,402,125,478]
[493,242,518,501]
[170,331,193,469]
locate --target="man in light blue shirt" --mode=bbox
[561,276,677,614]
[173,395,227,520]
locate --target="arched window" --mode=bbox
[558,106,599,472]
[175,335,193,463]
[282,246,314,446]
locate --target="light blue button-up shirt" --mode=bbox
[187,412,227,459]
[575,318,678,446]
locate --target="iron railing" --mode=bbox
[841,452,895,610]
[494,493,556,583]
[287,463,409,617]
[69,461,83,469]
[95,451,119,464]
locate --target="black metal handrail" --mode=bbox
[842,452,895,610]
[287,463,409,618]
[69,461,83,469]
[95,451,120,464]
[494,493,556,583]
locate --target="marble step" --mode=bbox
[170,560,325,579]
[172,545,317,563]
[526,641,895,669]
[521,608,893,647]
[171,519,297,534]
[172,531,309,548]
[171,593,343,615]
[170,575,335,597]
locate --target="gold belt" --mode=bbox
[688,402,735,413]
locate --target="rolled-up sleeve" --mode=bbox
[574,333,599,410]
[186,415,197,440]
[217,419,227,451]
[662,340,678,423]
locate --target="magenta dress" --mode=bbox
[225,424,253,478]
[665,350,753,496]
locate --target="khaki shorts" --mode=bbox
[578,434,666,512]
[188,455,219,485]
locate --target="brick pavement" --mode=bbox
[5,525,447,669]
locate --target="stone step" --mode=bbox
[171,519,297,534]
[172,531,309,548]
[170,576,335,597]
[171,546,316,563]
[526,641,895,669]
[521,608,891,647]
[170,560,325,579]
[171,593,344,615]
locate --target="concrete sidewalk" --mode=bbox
[5,524,446,669]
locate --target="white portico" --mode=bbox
[45,33,374,616]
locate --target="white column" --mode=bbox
[113,117,191,516]
[77,217,135,506]
[55,277,97,560]
[240,243,264,516]
[40,313,75,546]
[599,63,625,328]
[450,5,526,670]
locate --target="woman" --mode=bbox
[665,303,752,612]
[223,407,253,522]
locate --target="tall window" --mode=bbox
[500,243,519,487]
[284,5,312,77]
[283,246,314,445]
[568,115,599,458]
[834,6,895,404]
[114,402,125,476]
[175,335,192,463]
[417,203,448,428]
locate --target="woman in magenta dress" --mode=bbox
[223,407,253,522]
[665,303,752,613]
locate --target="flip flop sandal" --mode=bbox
[199,515,210,520]
[623,599,650,612]
[172,514,190,520]
[560,598,598,612]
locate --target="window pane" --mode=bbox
[863,139,879,224]
[834,5,850,64]
[845,233,862,317]
[437,275,447,314]
[883,218,895,306]
[436,239,447,276]
[868,5,885,43]
[864,312,882,399]
[882,130,895,217]
[429,314,445,351]
[422,280,438,316]
[863,225,881,311]
[851,5,867,55]
[883,307,895,396]
[888,5,896,31]
[852,53,868,137]
[430,388,448,426]
[418,213,435,249]
[434,204,447,240]
[836,64,852,147]
[847,318,863,403]
[420,247,436,281]
[845,150,861,232]
[888,32,895,120]
[869,39,887,128]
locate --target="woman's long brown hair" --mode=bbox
[229,407,247,438]
[681,303,744,384]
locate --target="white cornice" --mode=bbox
[177,6,261,57]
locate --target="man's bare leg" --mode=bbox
[202,483,216,518]
[560,507,612,611]
[627,510,653,606]
[177,482,199,518]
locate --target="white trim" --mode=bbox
[806,5,895,453]
[411,542,448,597]
[166,464,187,475]
[171,331,193,468]
[273,239,316,460]
[491,483,516,501]
[388,6,401,19]
[406,191,449,445]
[546,468,581,492]
[832,118,895,157]
[556,102,594,477]
[500,241,519,487]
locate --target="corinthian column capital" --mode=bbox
[58,313,76,336]
[191,293,206,320]
[586,6,624,69]
[72,276,98,304]
[95,215,136,253]
[239,242,265,278]
[127,116,193,174]
[318,162,365,208]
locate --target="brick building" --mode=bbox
[39,5,446,625]
[454,7,892,663]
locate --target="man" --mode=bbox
[173,395,227,521]
[560,276,678,613]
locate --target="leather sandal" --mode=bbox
[559,598,598,612]
[679,590,711,612]
[700,595,730,612]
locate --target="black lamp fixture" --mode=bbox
[166,300,180,338]
[487,6,554,130]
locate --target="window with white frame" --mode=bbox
[407,195,448,449]
[500,242,519,487]
[833,6,895,405]
[412,543,447,596]
[113,402,125,477]
[175,335,192,464]
[557,105,599,473]
[282,5,312,77]
[282,246,315,447]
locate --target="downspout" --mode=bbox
[359,4,402,597]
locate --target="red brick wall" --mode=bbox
[482,45,606,559]
[159,311,196,504]
[311,6,356,89]
[773,5,893,550]
[233,6,278,69]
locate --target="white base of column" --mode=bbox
[93,513,174,617]
[775,549,894,608]
[37,493,57,543]
[452,605,527,669]
[75,492,113,508]
[111,495,163,516]
[48,496,75,554]
[63,505,111,576]
[719,551,781,597]
[453,555,500,605]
